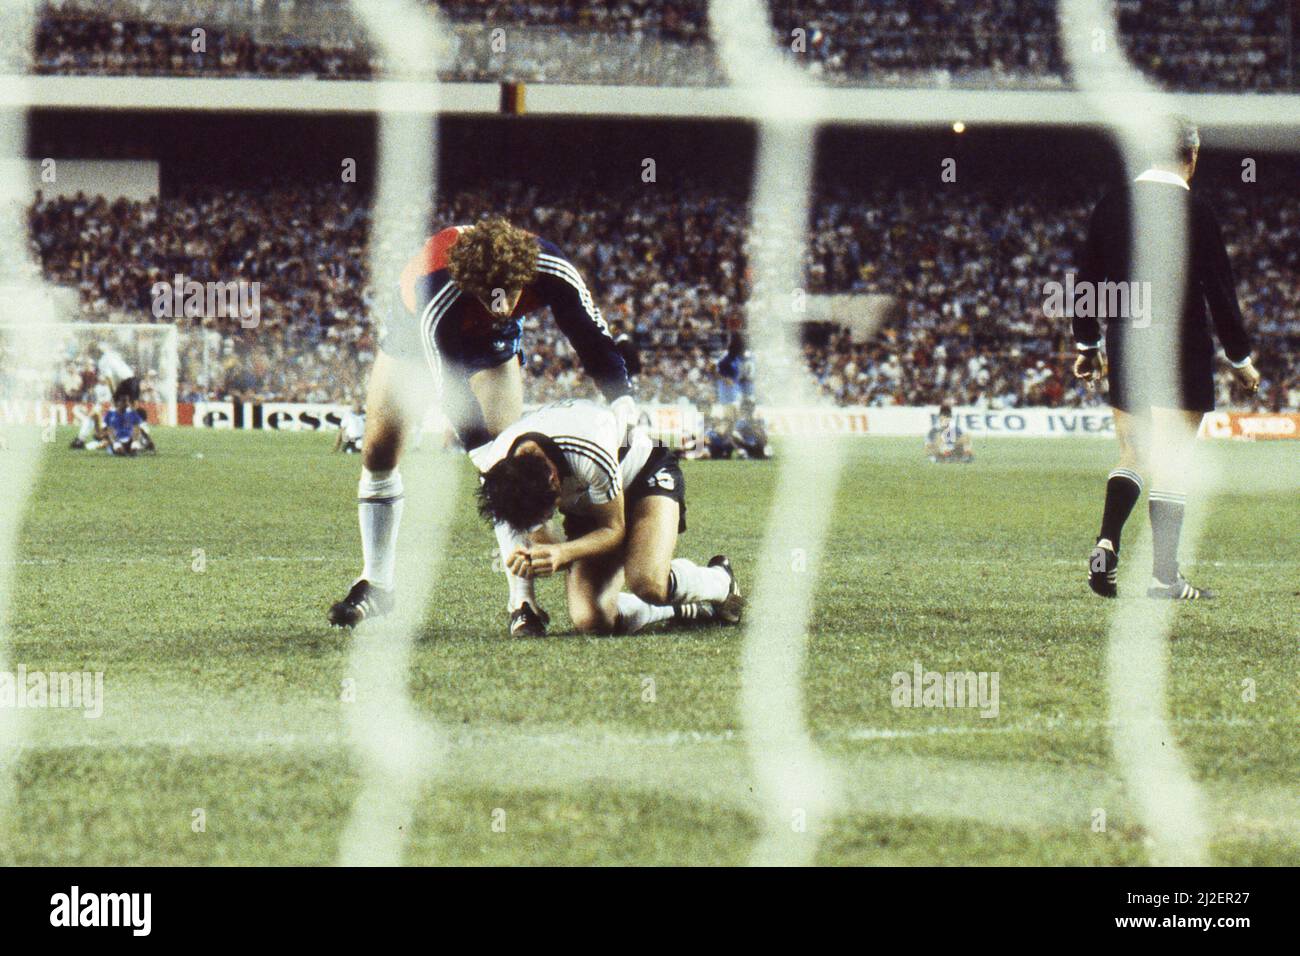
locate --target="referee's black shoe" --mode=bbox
[1088,539,1118,598]
[328,579,395,627]
[1147,573,1215,601]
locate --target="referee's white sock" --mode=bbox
[494,520,537,611]
[667,558,731,603]
[358,467,403,591]
[616,593,675,634]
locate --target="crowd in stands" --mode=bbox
[17,0,1297,92]
[28,177,1299,413]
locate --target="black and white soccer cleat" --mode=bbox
[708,555,745,625]
[673,601,718,625]
[328,579,395,628]
[509,602,550,638]
[1147,574,1215,601]
[1088,539,1118,598]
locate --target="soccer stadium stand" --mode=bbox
[28,176,1299,412]
[22,0,1299,92]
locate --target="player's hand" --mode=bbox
[515,544,567,578]
[1231,357,1261,395]
[1073,349,1106,383]
[506,547,534,578]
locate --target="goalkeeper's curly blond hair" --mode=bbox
[447,217,539,305]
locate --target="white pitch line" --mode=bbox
[14,721,1297,842]
[17,713,1278,752]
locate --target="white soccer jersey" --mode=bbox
[472,399,652,517]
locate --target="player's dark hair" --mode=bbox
[939,403,953,416]
[477,453,558,533]
[448,217,539,306]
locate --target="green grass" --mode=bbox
[0,427,1295,865]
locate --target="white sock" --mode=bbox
[616,592,676,634]
[494,520,537,611]
[76,416,96,441]
[358,467,404,590]
[668,558,731,603]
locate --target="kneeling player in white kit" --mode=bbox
[473,400,743,636]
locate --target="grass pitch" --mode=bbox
[1,428,1295,865]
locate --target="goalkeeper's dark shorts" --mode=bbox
[378,276,524,451]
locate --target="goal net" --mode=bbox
[0,319,180,427]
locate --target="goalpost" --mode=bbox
[0,320,180,427]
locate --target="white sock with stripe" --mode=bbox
[616,592,675,634]
[667,558,731,603]
[358,467,403,591]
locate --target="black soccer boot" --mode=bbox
[1147,573,1215,601]
[707,555,745,625]
[328,579,395,627]
[1088,538,1118,598]
[509,602,550,638]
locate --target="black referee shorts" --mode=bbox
[1105,327,1216,413]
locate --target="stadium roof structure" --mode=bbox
[2,75,1299,140]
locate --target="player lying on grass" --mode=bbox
[924,404,973,463]
[328,218,636,634]
[473,399,743,636]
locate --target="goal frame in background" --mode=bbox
[0,321,180,426]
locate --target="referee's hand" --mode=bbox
[1073,349,1106,384]
[1231,357,1261,395]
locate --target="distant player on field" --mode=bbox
[334,403,365,454]
[474,399,742,636]
[328,219,636,634]
[94,343,155,452]
[716,332,754,410]
[1074,119,1258,600]
[100,394,148,456]
[925,403,973,463]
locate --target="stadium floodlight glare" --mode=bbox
[1059,0,1210,866]
[335,0,450,868]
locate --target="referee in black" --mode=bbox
[1073,119,1260,600]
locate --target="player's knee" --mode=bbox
[362,434,399,472]
[626,569,670,607]
[570,604,616,636]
